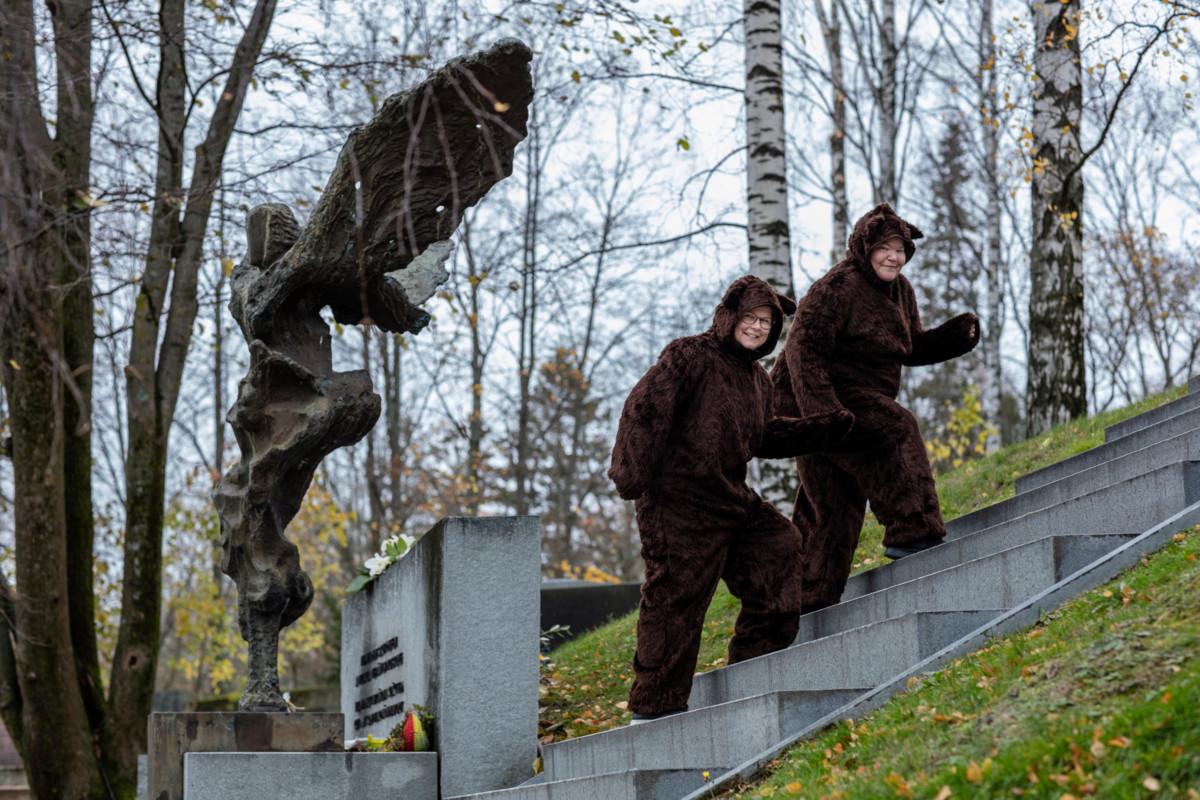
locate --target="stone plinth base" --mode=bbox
[148,712,342,800]
[342,516,540,797]
[183,752,437,800]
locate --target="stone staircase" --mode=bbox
[448,376,1200,800]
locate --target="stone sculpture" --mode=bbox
[214,39,533,711]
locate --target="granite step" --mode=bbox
[842,532,1136,603]
[1016,407,1200,494]
[688,610,998,711]
[446,769,708,800]
[1103,389,1200,443]
[955,460,1196,544]
[947,430,1200,537]
[842,461,1197,603]
[798,535,1128,643]
[542,689,864,782]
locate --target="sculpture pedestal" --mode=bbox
[147,712,341,800]
[341,516,541,797]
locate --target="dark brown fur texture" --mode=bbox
[609,275,852,715]
[772,204,980,610]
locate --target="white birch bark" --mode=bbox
[816,0,848,263]
[1026,0,1086,435]
[876,0,898,204]
[980,0,1008,444]
[744,0,794,298]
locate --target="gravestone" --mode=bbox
[342,516,540,797]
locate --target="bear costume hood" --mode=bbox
[707,274,796,360]
[846,203,925,283]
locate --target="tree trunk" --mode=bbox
[460,217,486,516]
[1026,0,1086,435]
[817,1,848,264]
[743,0,794,295]
[110,0,278,778]
[876,0,899,204]
[514,114,540,516]
[0,0,106,795]
[979,0,1009,444]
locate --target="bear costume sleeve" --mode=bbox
[785,284,850,418]
[755,409,855,459]
[607,340,696,501]
[900,284,980,367]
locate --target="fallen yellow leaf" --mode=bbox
[934,787,952,800]
[785,782,802,795]
[1108,735,1132,748]
[965,761,983,783]
[1143,776,1162,792]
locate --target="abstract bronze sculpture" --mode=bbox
[214,39,533,710]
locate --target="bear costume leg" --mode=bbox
[794,394,946,609]
[723,500,804,663]
[837,393,946,547]
[628,498,726,715]
[628,498,804,715]
[793,453,867,611]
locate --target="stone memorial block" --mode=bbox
[147,712,341,800]
[183,752,437,800]
[342,516,540,797]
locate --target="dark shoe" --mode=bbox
[884,535,943,561]
[629,707,687,726]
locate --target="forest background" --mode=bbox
[0,0,1198,796]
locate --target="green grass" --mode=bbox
[537,385,1189,743]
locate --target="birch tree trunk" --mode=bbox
[876,0,899,204]
[1026,0,1086,435]
[979,0,1009,444]
[744,0,794,296]
[513,113,540,516]
[111,0,278,775]
[816,1,848,263]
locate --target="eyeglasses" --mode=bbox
[739,313,773,330]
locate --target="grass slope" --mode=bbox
[537,385,1189,747]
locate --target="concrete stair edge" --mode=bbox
[948,428,1200,537]
[1016,405,1200,494]
[842,530,1136,604]
[1104,389,1200,443]
[798,534,1109,642]
[446,768,708,800]
[541,688,866,781]
[680,499,1200,800]
[946,460,1198,552]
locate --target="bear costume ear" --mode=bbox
[721,282,745,309]
[906,221,925,241]
[778,295,797,315]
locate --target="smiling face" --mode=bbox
[870,236,908,282]
[734,304,773,350]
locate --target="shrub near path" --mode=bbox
[537,386,1188,742]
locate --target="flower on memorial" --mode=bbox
[347,532,421,593]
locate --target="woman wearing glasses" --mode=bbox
[772,203,980,613]
[608,274,853,723]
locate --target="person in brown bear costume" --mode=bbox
[609,275,854,721]
[772,204,980,612]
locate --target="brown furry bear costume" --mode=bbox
[772,204,980,611]
[609,275,853,717]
